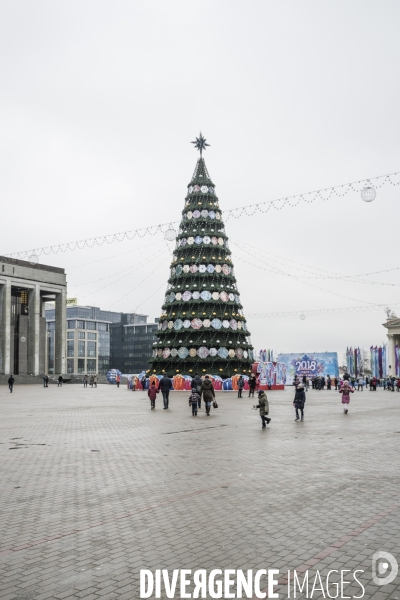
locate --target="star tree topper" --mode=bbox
[191,132,210,157]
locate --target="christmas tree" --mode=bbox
[149,134,254,378]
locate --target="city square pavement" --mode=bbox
[0,383,399,599]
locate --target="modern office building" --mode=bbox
[45,304,155,375]
[0,255,66,376]
[110,318,159,374]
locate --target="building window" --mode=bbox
[87,341,96,357]
[87,332,96,340]
[78,341,85,357]
[67,359,74,374]
[67,331,74,339]
[77,359,85,373]
[85,321,96,330]
[67,341,74,357]
[78,331,85,339]
[87,359,96,373]
[97,323,108,331]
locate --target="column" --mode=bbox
[387,333,396,377]
[28,284,41,375]
[0,280,12,374]
[54,288,66,375]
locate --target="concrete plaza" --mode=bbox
[0,383,399,599]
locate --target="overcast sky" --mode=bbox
[1,0,400,363]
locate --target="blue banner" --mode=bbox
[278,352,339,384]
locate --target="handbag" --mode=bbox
[213,400,218,408]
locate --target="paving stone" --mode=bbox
[0,384,399,598]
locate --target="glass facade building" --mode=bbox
[110,320,159,374]
[45,305,151,375]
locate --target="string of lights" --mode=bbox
[77,251,161,300]
[247,303,400,318]
[230,237,400,285]
[108,264,166,311]
[70,245,162,287]
[67,240,162,270]
[230,239,382,307]
[6,170,400,260]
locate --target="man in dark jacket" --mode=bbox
[237,375,245,398]
[158,374,173,409]
[201,376,215,416]
[248,374,257,397]
[192,374,203,408]
[8,375,15,393]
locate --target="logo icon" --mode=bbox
[372,551,398,586]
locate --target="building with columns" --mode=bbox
[0,256,66,377]
[383,317,400,377]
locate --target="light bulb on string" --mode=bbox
[361,186,376,202]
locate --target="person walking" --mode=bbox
[248,374,257,397]
[8,374,14,393]
[141,375,146,390]
[158,374,173,409]
[253,389,271,429]
[188,388,200,416]
[89,375,94,387]
[83,374,88,388]
[293,384,306,421]
[357,376,364,391]
[192,373,203,408]
[93,374,97,388]
[57,375,63,387]
[43,374,49,388]
[201,375,215,416]
[115,374,121,388]
[370,376,377,391]
[339,380,354,414]
[365,376,369,389]
[147,381,159,410]
[237,375,245,398]
[334,376,338,390]
[326,375,331,390]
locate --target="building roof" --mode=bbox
[0,255,65,274]
[383,318,400,329]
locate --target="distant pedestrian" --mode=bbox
[93,374,97,388]
[334,377,338,390]
[293,384,306,421]
[339,380,354,414]
[357,376,364,391]
[83,374,88,388]
[365,376,369,388]
[147,381,159,410]
[115,374,121,388]
[370,377,377,391]
[237,375,245,398]
[327,375,331,390]
[188,388,200,416]
[253,390,271,429]
[43,375,49,388]
[8,375,14,393]
[201,375,215,416]
[248,374,257,397]
[141,376,146,390]
[57,375,63,387]
[158,374,173,409]
[89,375,94,387]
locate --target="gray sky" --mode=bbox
[1,0,400,363]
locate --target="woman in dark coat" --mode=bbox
[201,376,215,416]
[293,385,306,421]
